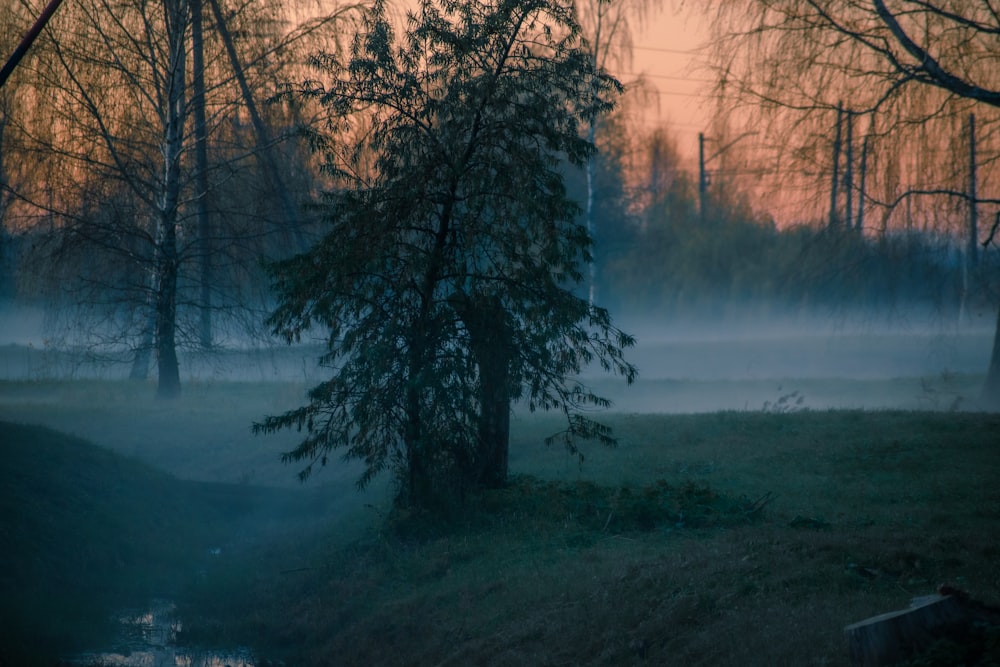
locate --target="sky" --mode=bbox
[628,4,714,162]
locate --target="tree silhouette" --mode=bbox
[255,0,636,507]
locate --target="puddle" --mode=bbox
[66,599,256,667]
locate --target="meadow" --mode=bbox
[1,364,998,665]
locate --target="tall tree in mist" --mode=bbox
[576,0,659,305]
[255,0,636,508]
[2,0,363,397]
[704,0,1000,405]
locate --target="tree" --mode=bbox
[2,0,361,397]
[576,0,659,305]
[705,0,1000,406]
[254,0,636,508]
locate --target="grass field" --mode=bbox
[1,377,998,665]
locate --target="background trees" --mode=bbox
[255,0,636,508]
[0,0,363,396]
[575,0,659,305]
[703,0,1000,403]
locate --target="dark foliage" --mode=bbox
[256,0,636,508]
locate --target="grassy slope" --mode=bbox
[0,417,367,666]
[191,409,1000,666]
[0,421,223,664]
[1,380,998,665]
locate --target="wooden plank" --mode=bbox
[845,594,970,666]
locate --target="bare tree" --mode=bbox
[576,0,659,305]
[3,0,364,396]
[704,0,1000,406]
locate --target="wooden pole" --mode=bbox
[699,132,708,224]
[0,0,67,89]
[829,103,843,230]
[968,113,978,268]
[857,133,869,233]
[844,110,854,230]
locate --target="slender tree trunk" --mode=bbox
[155,213,181,398]
[0,105,13,298]
[191,0,212,350]
[153,0,186,399]
[698,131,708,224]
[843,110,853,230]
[585,119,597,306]
[968,114,979,268]
[207,0,305,249]
[857,133,869,233]
[129,268,158,380]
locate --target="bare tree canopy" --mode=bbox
[0,0,365,397]
[704,0,1000,404]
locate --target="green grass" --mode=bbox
[1,380,998,665]
[186,409,999,666]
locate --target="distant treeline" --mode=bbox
[598,213,997,322]
[3,183,996,329]
[576,127,999,323]
[2,125,996,333]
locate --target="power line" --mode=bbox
[622,71,714,84]
[648,89,705,98]
[633,45,707,56]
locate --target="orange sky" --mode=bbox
[385,1,716,161]
[630,5,714,162]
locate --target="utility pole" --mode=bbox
[843,110,853,230]
[856,133,869,233]
[961,113,978,327]
[698,132,707,224]
[829,102,843,230]
[968,113,978,268]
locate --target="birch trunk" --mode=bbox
[153,0,187,399]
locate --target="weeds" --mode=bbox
[919,369,967,411]
[761,386,807,413]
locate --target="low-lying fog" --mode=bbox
[2,302,997,665]
[1,302,996,412]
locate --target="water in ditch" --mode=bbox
[66,599,257,667]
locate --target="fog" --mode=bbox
[2,299,997,665]
[584,308,997,413]
[2,302,995,413]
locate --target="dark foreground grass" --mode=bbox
[0,420,368,666]
[183,409,1000,666]
[0,421,219,664]
[1,379,998,665]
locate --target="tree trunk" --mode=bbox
[155,217,181,398]
[153,0,186,400]
[191,0,212,350]
[451,291,513,488]
[983,299,1000,407]
[585,119,597,306]
[856,133,868,233]
[843,110,853,230]
[129,275,157,381]
[0,104,13,298]
[829,102,843,230]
